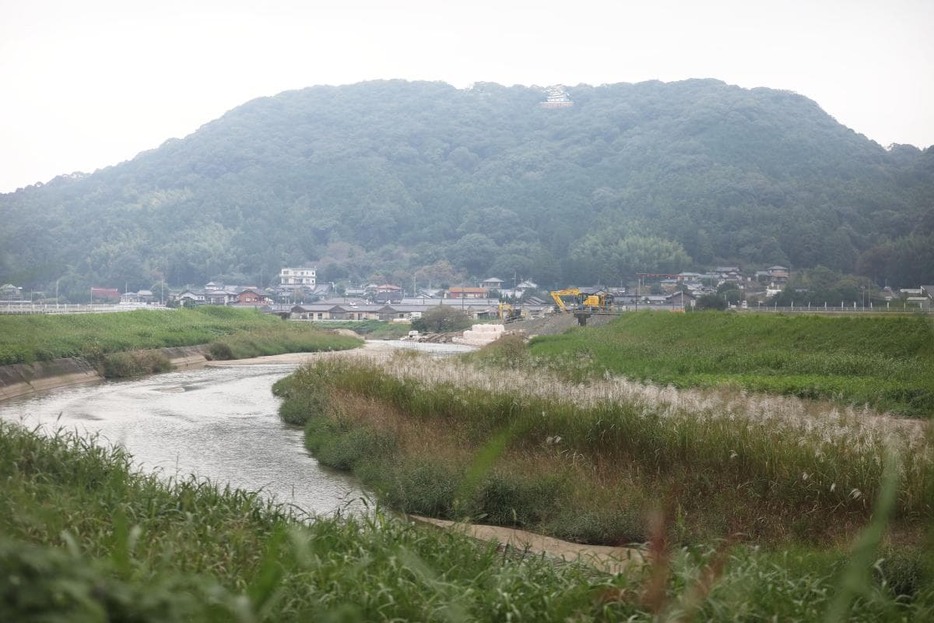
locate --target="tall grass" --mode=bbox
[278,350,933,546]
[2,416,931,621]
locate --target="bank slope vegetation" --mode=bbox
[0,307,362,367]
[5,420,932,621]
[1,79,932,298]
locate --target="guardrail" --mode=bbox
[0,303,173,315]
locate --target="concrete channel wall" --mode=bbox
[0,346,210,402]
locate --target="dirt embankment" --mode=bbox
[411,516,643,575]
[506,312,619,337]
[0,346,210,402]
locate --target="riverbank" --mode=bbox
[4,337,931,619]
[0,339,432,403]
[0,308,363,401]
[2,337,647,589]
[0,345,210,402]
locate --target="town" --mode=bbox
[2,265,931,318]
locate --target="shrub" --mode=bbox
[373,459,461,518]
[100,351,172,378]
[411,306,472,333]
[471,472,562,527]
[207,341,235,360]
[875,548,931,599]
[304,418,395,471]
[472,333,530,367]
[278,385,328,426]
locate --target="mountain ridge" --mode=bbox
[1,79,931,297]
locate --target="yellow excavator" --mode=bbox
[498,302,522,322]
[550,288,613,312]
[550,287,614,325]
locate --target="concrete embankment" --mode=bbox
[0,346,210,402]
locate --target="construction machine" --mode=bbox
[549,287,614,325]
[550,288,613,311]
[498,302,522,322]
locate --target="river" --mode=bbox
[0,340,474,520]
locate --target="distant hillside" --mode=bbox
[1,79,931,298]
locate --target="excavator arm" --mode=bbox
[550,288,581,312]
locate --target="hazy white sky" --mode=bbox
[1,0,932,193]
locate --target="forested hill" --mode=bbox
[2,79,932,297]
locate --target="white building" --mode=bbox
[279,267,316,288]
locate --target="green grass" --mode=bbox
[0,307,363,366]
[3,310,931,620]
[2,420,932,622]
[518,312,934,417]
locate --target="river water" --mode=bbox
[0,340,474,520]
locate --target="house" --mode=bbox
[205,288,239,305]
[291,297,552,323]
[0,284,23,300]
[368,284,404,304]
[498,280,540,301]
[290,303,338,321]
[715,266,742,280]
[121,289,157,304]
[176,289,206,306]
[904,285,934,309]
[91,287,120,302]
[480,277,505,290]
[447,287,489,299]
[279,267,317,288]
[328,304,385,321]
[312,283,334,297]
[236,288,272,306]
[379,304,426,321]
[431,298,501,319]
[666,291,696,308]
[768,266,789,283]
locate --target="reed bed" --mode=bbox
[279,349,932,545]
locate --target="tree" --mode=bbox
[411,306,472,333]
[694,293,727,310]
[567,232,692,285]
[445,234,497,279]
[2,80,928,292]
